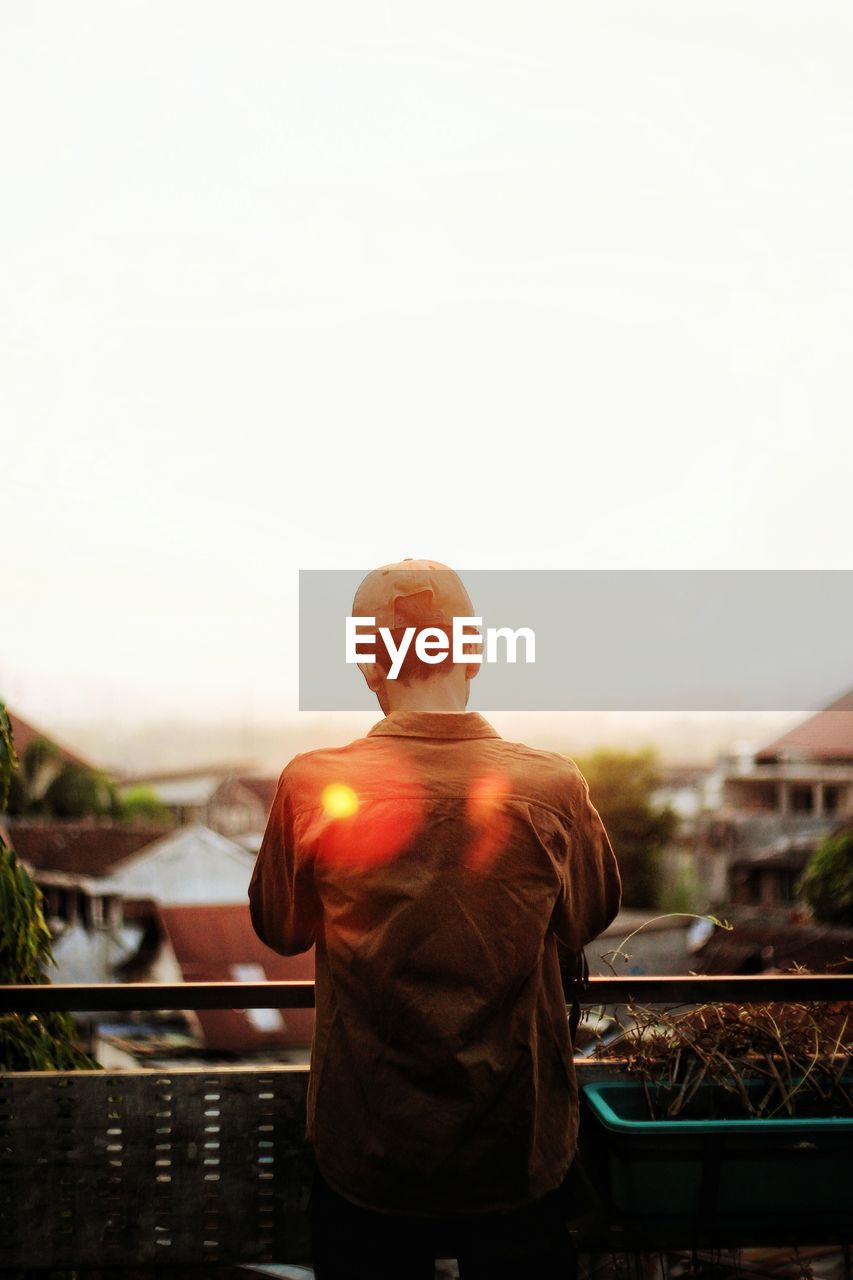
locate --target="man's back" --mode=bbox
[249,709,622,1216]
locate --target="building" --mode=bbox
[117,766,277,836]
[7,820,174,985]
[721,689,853,823]
[728,838,816,910]
[7,819,258,910]
[104,824,258,904]
[7,820,260,989]
[695,689,853,906]
[158,903,314,1053]
[8,819,174,880]
[94,902,314,1067]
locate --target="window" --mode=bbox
[790,785,814,813]
[823,786,840,814]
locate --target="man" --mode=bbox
[249,560,621,1278]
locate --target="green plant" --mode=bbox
[656,867,700,915]
[116,784,172,823]
[0,702,99,1071]
[798,829,853,926]
[7,731,120,819]
[1,707,98,1280]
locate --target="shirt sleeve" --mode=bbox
[248,766,321,956]
[552,771,622,952]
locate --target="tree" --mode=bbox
[0,702,98,1070]
[657,866,700,916]
[117,785,172,823]
[574,747,678,909]
[798,828,853,927]
[7,732,170,824]
[6,733,63,813]
[7,732,121,820]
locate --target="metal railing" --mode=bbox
[3,972,851,1014]
[1,974,851,1270]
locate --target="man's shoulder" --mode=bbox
[275,734,590,819]
[492,738,590,816]
[274,735,385,794]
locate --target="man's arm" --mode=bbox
[552,772,622,953]
[248,767,321,956]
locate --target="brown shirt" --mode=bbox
[248,710,621,1215]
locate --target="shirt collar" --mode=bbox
[367,711,500,741]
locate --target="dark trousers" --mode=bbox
[309,1167,578,1279]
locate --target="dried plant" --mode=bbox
[596,995,852,1120]
[589,912,851,1119]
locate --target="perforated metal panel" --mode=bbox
[0,1066,313,1269]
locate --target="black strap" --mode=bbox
[558,944,590,1047]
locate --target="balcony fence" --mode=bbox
[0,975,851,1271]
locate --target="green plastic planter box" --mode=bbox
[582,1081,853,1219]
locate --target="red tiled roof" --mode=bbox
[755,690,853,763]
[157,903,314,1052]
[7,820,174,877]
[6,710,95,771]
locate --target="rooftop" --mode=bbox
[7,818,174,877]
[6,708,96,771]
[755,688,853,763]
[158,902,315,1052]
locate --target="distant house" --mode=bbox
[117,766,276,837]
[153,903,314,1054]
[95,902,314,1067]
[7,819,260,987]
[728,838,817,909]
[11,817,259,907]
[695,690,853,905]
[7,820,175,985]
[8,820,174,880]
[733,689,853,819]
[105,825,257,905]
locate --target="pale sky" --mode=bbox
[3,3,852,743]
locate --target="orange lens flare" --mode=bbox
[465,772,512,871]
[321,783,359,819]
[308,748,425,871]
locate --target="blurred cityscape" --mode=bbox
[2,692,851,1072]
